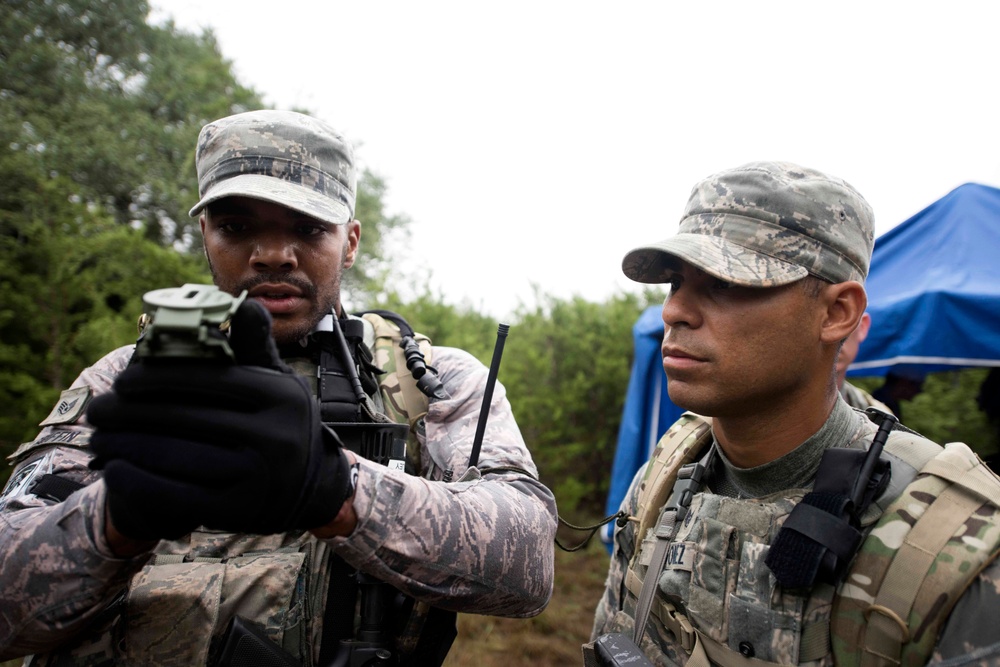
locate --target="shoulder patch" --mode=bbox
[39,387,92,427]
[0,450,53,509]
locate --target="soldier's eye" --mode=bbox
[216,220,247,234]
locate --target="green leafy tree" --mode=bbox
[1,1,263,244]
[0,169,207,477]
[503,290,665,522]
[853,368,999,460]
[343,170,413,309]
[127,21,262,245]
[0,0,267,482]
[375,283,499,363]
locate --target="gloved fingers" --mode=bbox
[89,398,312,466]
[95,363,289,410]
[104,491,198,542]
[103,460,271,536]
[88,369,306,439]
[102,459,219,539]
[91,431,261,483]
[228,298,291,372]
[102,459,260,517]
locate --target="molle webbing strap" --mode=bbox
[694,630,795,667]
[625,569,695,652]
[631,444,714,650]
[631,412,714,561]
[922,451,1000,502]
[831,441,1000,667]
[862,485,983,666]
[858,444,1000,667]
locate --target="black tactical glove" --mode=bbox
[88,299,352,541]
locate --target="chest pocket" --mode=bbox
[125,546,316,666]
[637,491,835,665]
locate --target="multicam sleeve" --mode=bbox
[928,558,1000,665]
[0,346,150,659]
[327,346,558,617]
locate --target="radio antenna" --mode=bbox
[468,323,510,468]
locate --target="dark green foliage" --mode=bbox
[1,0,262,245]
[0,170,208,467]
[373,284,499,364]
[343,170,413,307]
[503,291,665,522]
[370,284,671,523]
[852,368,1000,460]
[0,0,259,479]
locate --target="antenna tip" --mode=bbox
[498,323,510,335]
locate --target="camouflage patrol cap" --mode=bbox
[622,161,875,287]
[189,109,356,225]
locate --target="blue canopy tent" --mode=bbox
[603,182,1000,547]
[848,182,1000,376]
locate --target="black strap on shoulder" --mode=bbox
[765,410,895,589]
[30,474,86,502]
[355,309,416,337]
[317,317,381,423]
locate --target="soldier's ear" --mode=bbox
[342,220,361,269]
[820,281,867,345]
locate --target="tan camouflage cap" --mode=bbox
[189,109,356,225]
[622,161,875,287]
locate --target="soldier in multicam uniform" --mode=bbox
[586,162,1000,666]
[0,110,557,665]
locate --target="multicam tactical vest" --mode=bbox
[25,313,434,667]
[606,412,1000,667]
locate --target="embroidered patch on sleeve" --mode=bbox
[0,451,53,509]
[39,387,92,426]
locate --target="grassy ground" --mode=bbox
[444,539,610,667]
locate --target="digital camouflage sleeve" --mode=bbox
[326,345,557,615]
[0,344,557,658]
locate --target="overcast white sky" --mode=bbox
[149,1,1000,320]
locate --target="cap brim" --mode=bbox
[189,174,352,225]
[622,233,808,287]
